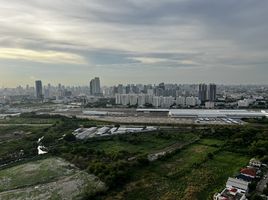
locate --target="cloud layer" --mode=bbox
[0,0,267,86]
[0,48,86,64]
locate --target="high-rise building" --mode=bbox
[198,84,207,103]
[208,83,217,101]
[117,84,124,94]
[35,80,43,99]
[90,77,101,96]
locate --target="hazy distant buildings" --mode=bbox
[176,96,185,106]
[208,83,217,101]
[90,77,101,96]
[205,101,215,109]
[35,80,43,99]
[238,99,250,108]
[138,95,146,106]
[186,96,199,107]
[198,84,208,103]
[199,83,217,104]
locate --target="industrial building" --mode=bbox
[136,109,268,119]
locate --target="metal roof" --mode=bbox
[169,109,267,118]
[226,177,249,191]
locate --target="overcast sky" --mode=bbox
[0,0,268,87]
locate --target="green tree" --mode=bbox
[63,133,76,142]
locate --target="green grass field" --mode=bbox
[0,117,57,124]
[0,115,257,200]
[197,138,225,147]
[102,140,249,200]
[88,132,198,155]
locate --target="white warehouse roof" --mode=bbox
[136,109,267,119]
[169,109,267,118]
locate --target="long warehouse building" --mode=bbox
[136,109,268,119]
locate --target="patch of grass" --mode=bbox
[103,144,217,200]
[0,117,57,124]
[0,157,107,200]
[101,143,249,200]
[88,132,198,155]
[185,151,249,200]
[0,157,75,191]
[198,138,225,147]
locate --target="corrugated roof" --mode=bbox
[226,177,249,191]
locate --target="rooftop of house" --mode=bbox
[236,174,253,182]
[226,177,249,191]
[217,188,245,200]
[250,158,261,163]
[240,168,256,177]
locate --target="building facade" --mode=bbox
[90,77,101,96]
[35,80,43,99]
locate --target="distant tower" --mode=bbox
[35,80,43,99]
[198,83,207,104]
[208,84,217,101]
[90,77,101,96]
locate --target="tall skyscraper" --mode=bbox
[90,77,101,96]
[35,80,43,99]
[198,83,207,103]
[208,83,217,101]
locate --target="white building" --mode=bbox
[205,101,215,109]
[145,94,154,105]
[147,89,154,95]
[121,94,129,106]
[249,158,262,168]
[129,94,138,106]
[161,96,174,108]
[226,177,249,194]
[138,95,146,106]
[153,96,161,107]
[186,96,197,106]
[214,188,246,200]
[115,94,121,105]
[176,96,186,106]
[238,99,250,108]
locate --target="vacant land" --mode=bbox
[0,116,57,125]
[101,139,249,200]
[0,157,106,200]
[0,114,266,200]
[88,131,198,155]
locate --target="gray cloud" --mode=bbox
[0,0,267,86]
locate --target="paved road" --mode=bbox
[0,124,52,127]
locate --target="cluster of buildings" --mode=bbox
[115,94,203,108]
[198,83,217,103]
[115,94,181,108]
[114,83,216,108]
[214,158,264,200]
[1,78,268,109]
[3,78,103,104]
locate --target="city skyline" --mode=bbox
[1,80,268,89]
[0,0,268,87]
